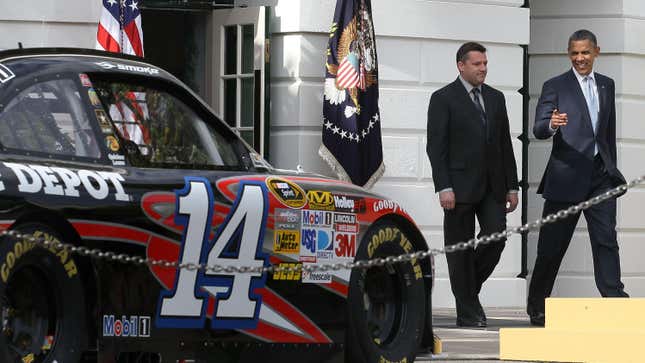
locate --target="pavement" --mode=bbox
[416,307,542,363]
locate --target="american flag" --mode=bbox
[336,53,360,89]
[96,0,144,57]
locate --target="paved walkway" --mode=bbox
[417,307,541,363]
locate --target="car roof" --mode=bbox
[0,47,178,84]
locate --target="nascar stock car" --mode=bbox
[0,48,435,363]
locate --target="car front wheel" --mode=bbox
[346,222,426,363]
[0,224,87,363]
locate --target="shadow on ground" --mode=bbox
[416,307,546,363]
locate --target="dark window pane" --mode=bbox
[224,25,238,75]
[224,79,237,127]
[240,77,254,127]
[240,129,254,148]
[242,24,254,74]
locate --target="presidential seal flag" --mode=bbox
[319,0,384,188]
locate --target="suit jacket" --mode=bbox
[534,70,626,202]
[426,78,519,204]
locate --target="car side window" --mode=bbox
[0,79,101,158]
[93,80,243,169]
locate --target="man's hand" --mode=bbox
[439,190,456,210]
[506,192,518,213]
[550,109,568,129]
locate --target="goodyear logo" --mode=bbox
[306,190,335,210]
[2,231,78,283]
[266,177,306,209]
[273,263,301,281]
[273,230,300,254]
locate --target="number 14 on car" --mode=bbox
[156,177,269,330]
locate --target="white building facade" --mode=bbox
[1,0,643,307]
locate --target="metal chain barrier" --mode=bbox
[2,174,644,275]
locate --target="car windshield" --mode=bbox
[92,79,244,169]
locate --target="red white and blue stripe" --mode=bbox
[96,0,144,57]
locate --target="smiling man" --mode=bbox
[426,42,519,327]
[527,29,629,327]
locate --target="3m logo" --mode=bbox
[273,263,301,281]
[334,232,356,258]
[0,63,15,84]
[306,190,335,210]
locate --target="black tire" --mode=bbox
[346,222,426,363]
[0,224,87,363]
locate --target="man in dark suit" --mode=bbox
[527,29,629,327]
[427,42,519,327]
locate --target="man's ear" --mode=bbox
[457,61,464,73]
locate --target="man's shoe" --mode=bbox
[529,312,545,327]
[456,318,487,328]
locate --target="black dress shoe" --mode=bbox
[529,312,545,327]
[456,318,487,328]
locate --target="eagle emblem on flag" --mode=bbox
[320,0,384,188]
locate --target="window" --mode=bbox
[223,24,257,148]
[93,80,244,169]
[0,79,101,158]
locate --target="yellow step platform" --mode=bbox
[499,298,645,363]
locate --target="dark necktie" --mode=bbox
[472,88,489,143]
[471,88,487,125]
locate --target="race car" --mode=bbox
[0,48,434,363]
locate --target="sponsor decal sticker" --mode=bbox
[95,109,112,133]
[273,263,302,281]
[103,315,151,337]
[333,212,358,233]
[0,162,130,201]
[333,195,366,213]
[88,88,102,107]
[266,177,306,209]
[373,199,406,214]
[108,153,126,166]
[301,210,332,227]
[95,61,160,75]
[79,73,93,87]
[273,230,300,254]
[302,264,332,284]
[106,135,120,152]
[334,231,357,258]
[315,228,334,261]
[306,190,335,211]
[299,228,317,262]
[274,208,300,230]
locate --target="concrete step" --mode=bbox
[499,298,645,363]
